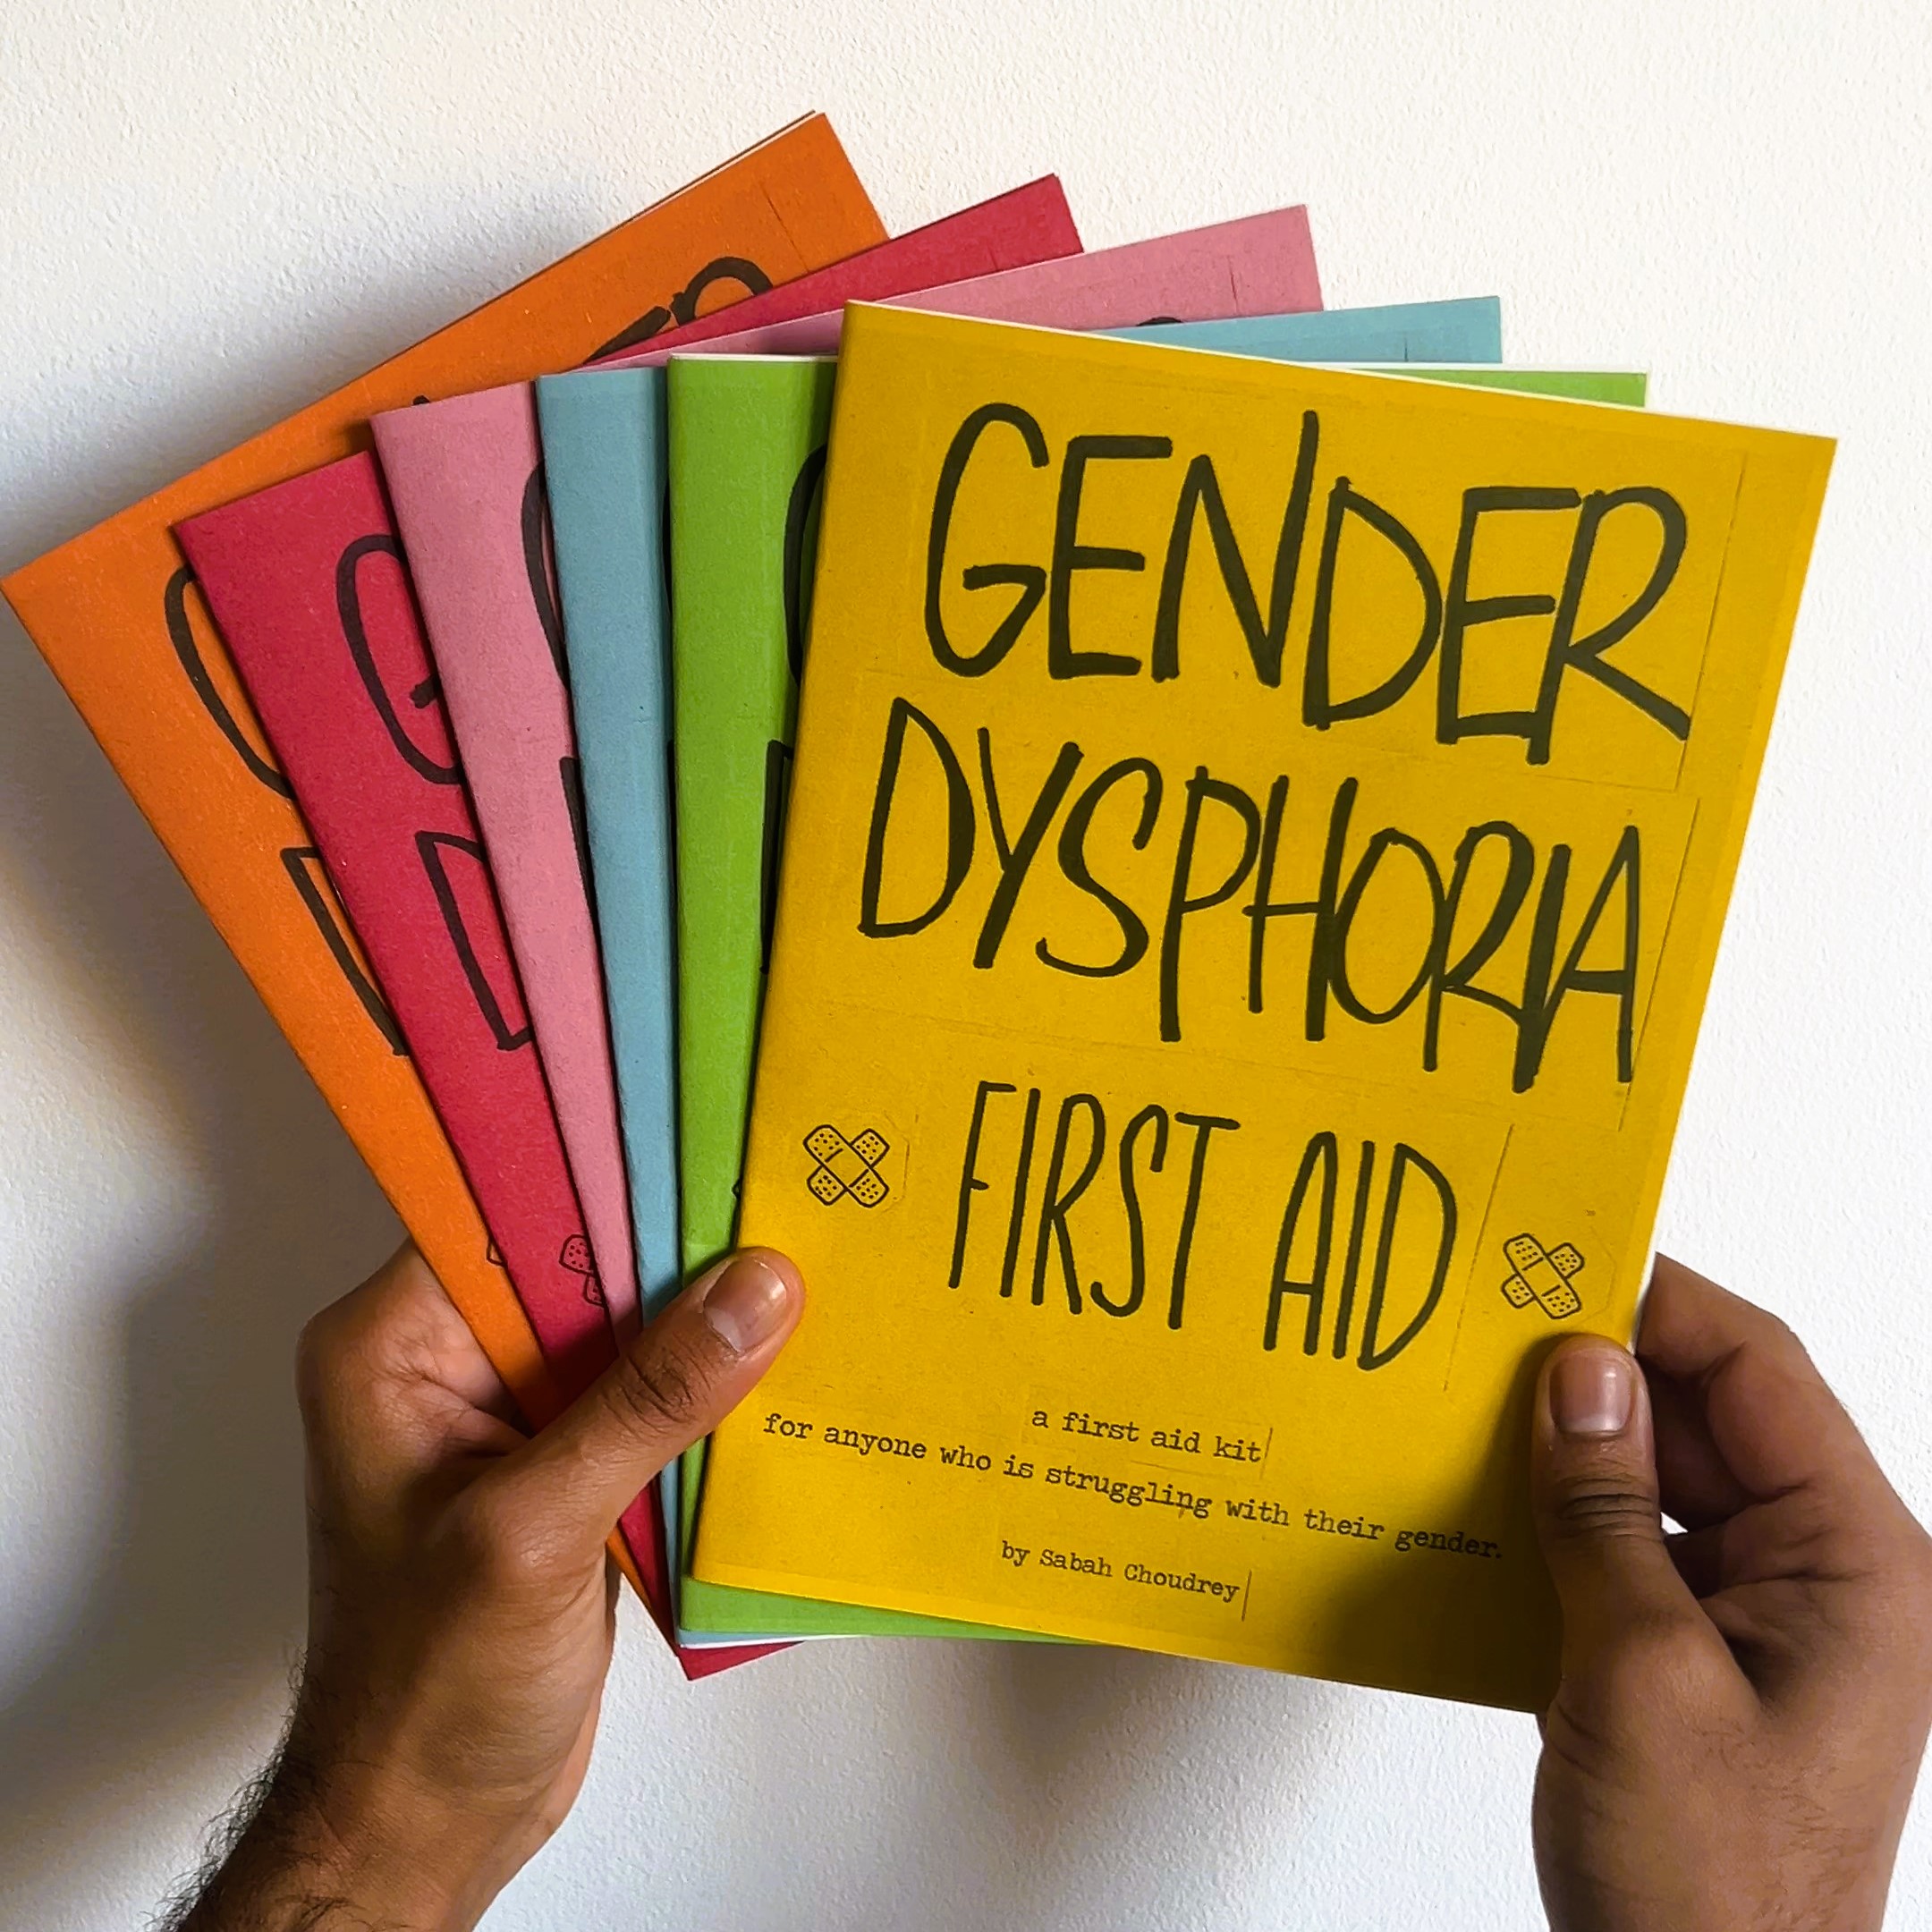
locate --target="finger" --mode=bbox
[1531,1335,1720,1675]
[491,1249,803,1559]
[1638,1256,1901,1524]
[1648,1364,1752,1530]
[297,1243,525,1493]
[1665,1521,1730,1599]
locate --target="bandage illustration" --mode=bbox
[560,1232,606,1308]
[1500,1233,1584,1319]
[804,1124,891,1207]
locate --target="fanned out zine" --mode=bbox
[694,305,1831,1707]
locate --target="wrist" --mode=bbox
[181,1748,494,1932]
[278,1743,507,1931]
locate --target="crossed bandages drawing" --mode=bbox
[559,1233,606,1309]
[804,1124,891,1207]
[1500,1233,1585,1319]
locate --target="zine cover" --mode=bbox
[693,304,1829,1707]
[663,341,1636,1644]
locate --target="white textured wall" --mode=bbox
[4,4,1930,1927]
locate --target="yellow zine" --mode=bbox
[697,306,1832,1707]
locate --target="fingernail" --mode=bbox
[1550,1344,1636,1439]
[700,1254,795,1355]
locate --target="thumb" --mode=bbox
[1531,1335,1702,1669]
[500,1248,803,1555]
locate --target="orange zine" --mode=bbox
[4,117,883,1434]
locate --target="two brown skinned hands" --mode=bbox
[175,1248,1931,1932]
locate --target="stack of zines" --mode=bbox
[4,113,1832,1706]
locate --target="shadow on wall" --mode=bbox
[922,1637,1334,1931]
[0,614,400,1910]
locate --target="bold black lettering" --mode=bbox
[336,535,461,785]
[782,443,829,682]
[669,258,773,326]
[1422,821,1537,1071]
[1245,775,1357,1040]
[859,699,975,938]
[1331,1141,1377,1360]
[998,1088,1044,1300]
[415,830,531,1050]
[1094,1104,1168,1318]
[1303,479,1444,729]
[1533,487,1691,764]
[279,846,405,1053]
[164,565,292,797]
[1038,757,1164,979]
[1358,1144,1457,1370]
[973,731,1083,968]
[588,255,772,359]
[925,403,1050,675]
[1265,1131,1337,1354]
[1167,1112,1239,1329]
[1158,767,1263,1042]
[521,465,567,682]
[1149,411,1318,685]
[1437,486,1580,748]
[951,1080,1017,1287]
[1030,1093,1106,1311]
[1048,434,1172,677]
[1515,824,1642,1091]
[1329,829,1448,1026]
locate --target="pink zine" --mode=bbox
[601,208,1322,365]
[372,394,643,1332]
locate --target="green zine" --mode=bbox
[665,343,1642,1641]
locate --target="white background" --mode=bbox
[4,4,1930,1926]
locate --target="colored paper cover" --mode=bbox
[668,352,1641,1646]
[383,176,1080,1333]
[665,349,1648,1646]
[535,372,683,1336]
[607,208,1324,367]
[1115,297,1499,361]
[371,392,645,1335]
[593,176,1080,362]
[668,355,1043,1642]
[694,305,1832,1707]
[0,114,880,1666]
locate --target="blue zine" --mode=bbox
[536,370,682,1323]
[540,365,720,1640]
[540,295,1508,1645]
[1117,293,1503,360]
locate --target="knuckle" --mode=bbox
[293,1307,348,1409]
[1757,1309,1809,1362]
[607,1335,714,1440]
[1547,1475,1661,1543]
[1868,1523,1932,1646]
